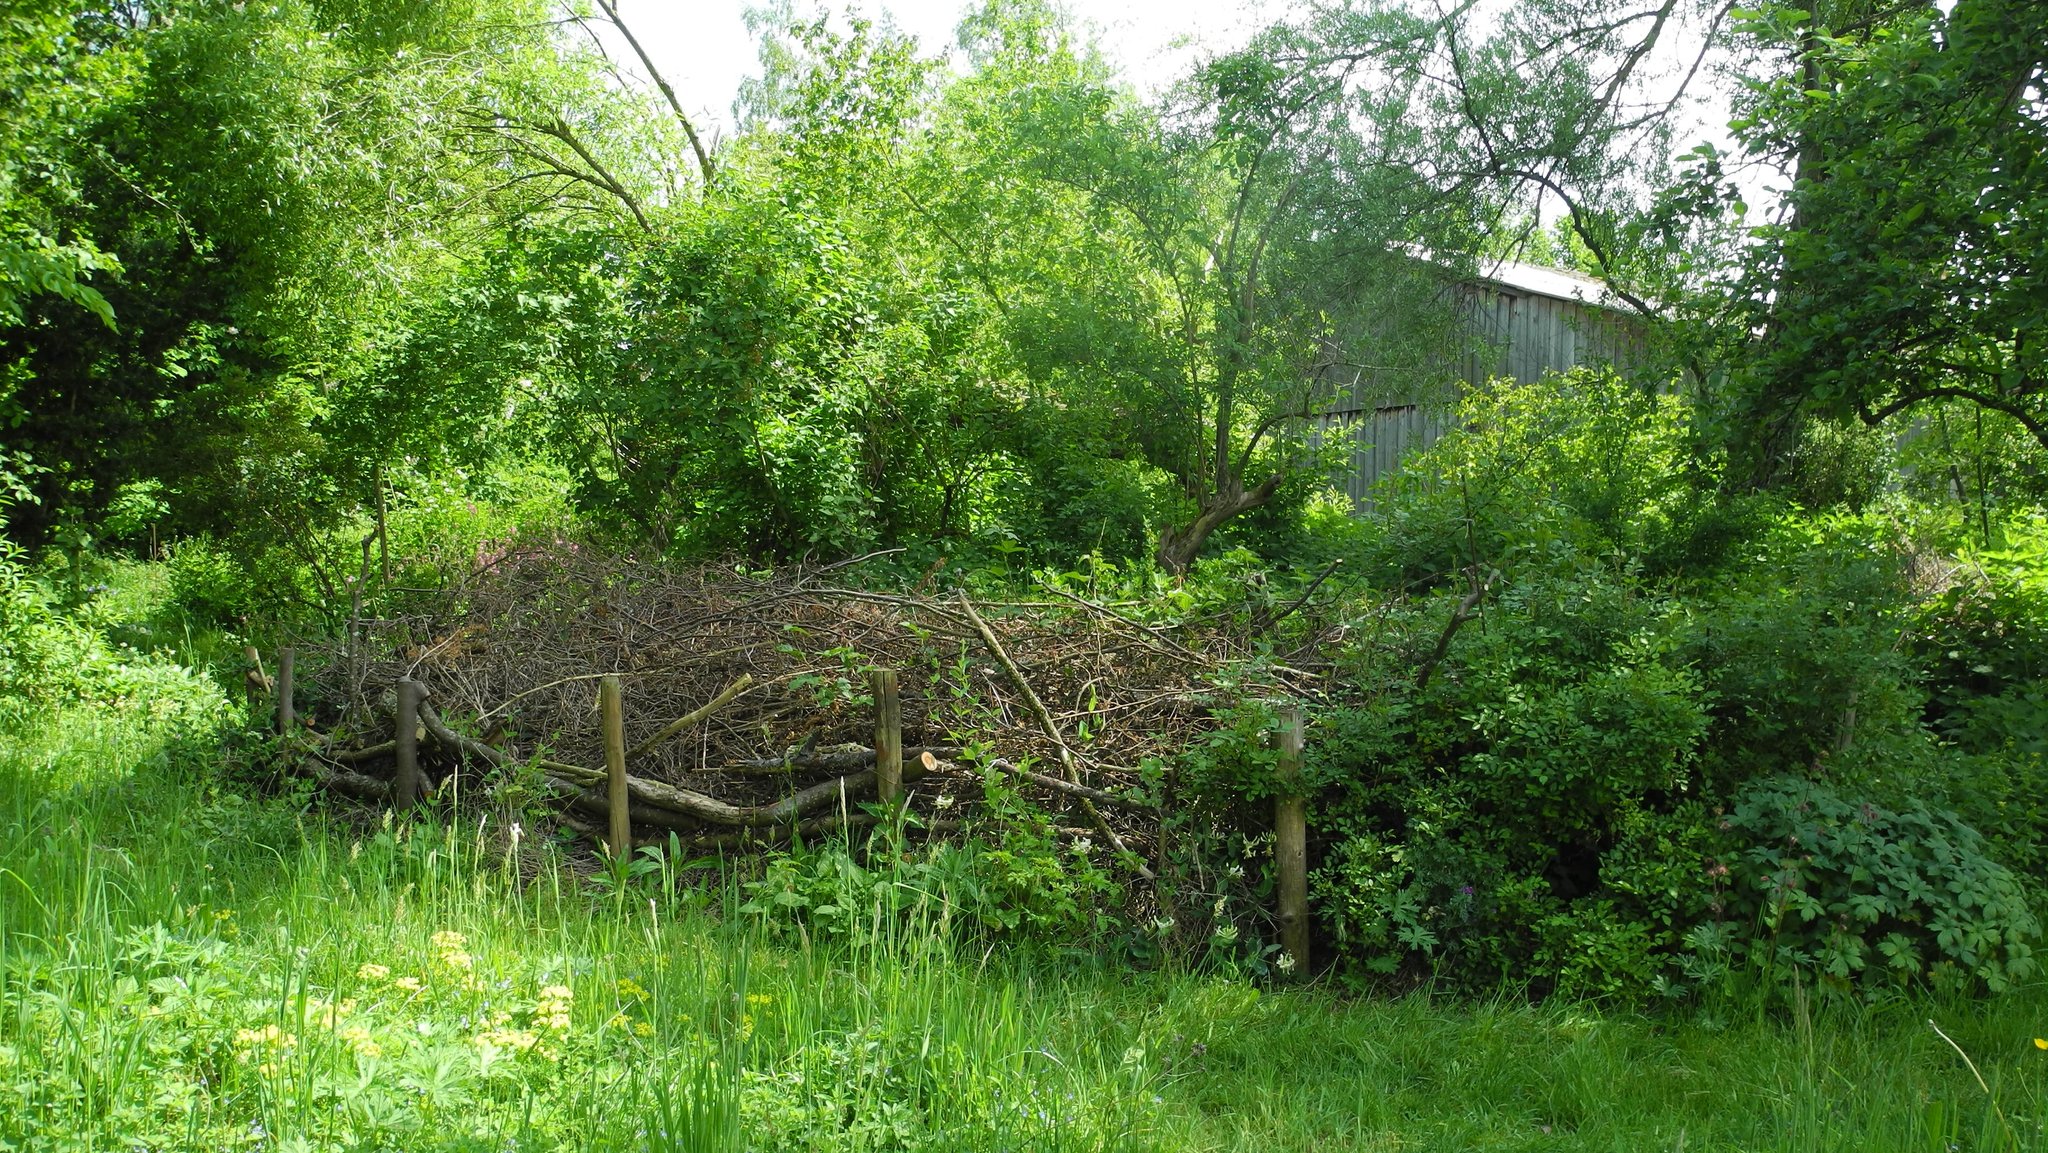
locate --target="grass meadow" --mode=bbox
[5,620,2048,1150]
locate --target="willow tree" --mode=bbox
[932,1,1489,572]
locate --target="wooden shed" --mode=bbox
[1314,259,1650,508]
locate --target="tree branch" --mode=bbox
[593,0,716,188]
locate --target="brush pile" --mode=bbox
[285,542,1324,870]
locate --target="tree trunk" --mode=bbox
[1154,473,1284,574]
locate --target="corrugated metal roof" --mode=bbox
[1471,259,1620,309]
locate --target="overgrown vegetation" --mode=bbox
[4,0,2048,1145]
[8,567,2048,1151]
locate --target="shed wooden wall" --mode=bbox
[1317,283,1649,508]
[1459,286,1648,386]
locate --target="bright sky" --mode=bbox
[611,0,1279,141]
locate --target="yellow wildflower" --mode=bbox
[394,976,423,993]
[476,1027,539,1052]
[745,993,773,1007]
[309,998,354,1029]
[338,1025,382,1059]
[633,1021,654,1038]
[357,963,390,982]
[232,1024,298,1056]
[616,977,650,1001]
[2036,1038,2047,1051]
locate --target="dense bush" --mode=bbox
[1697,776,2037,993]
[1173,371,2042,999]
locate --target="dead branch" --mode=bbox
[957,592,1154,880]
[592,0,716,188]
[1414,566,1498,691]
[626,674,755,759]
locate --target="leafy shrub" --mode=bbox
[1914,514,2048,756]
[1358,367,1711,587]
[1700,776,2038,993]
[1289,553,1713,994]
[1172,373,2029,999]
[164,534,252,623]
[0,538,95,718]
[1684,511,1928,788]
[0,540,226,731]
[739,812,1122,949]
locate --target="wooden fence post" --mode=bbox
[601,675,630,858]
[276,647,295,737]
[1274,705,1309,976]
[872,669,901,807]
[394,678,423,809]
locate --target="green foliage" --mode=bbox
[739,806,1121,949]
[0,540,224,729]
[1716,0,2048,478]
[1361,368,1723,586]
[1162,369,2037,999]
[0,0,130,331]
[1916,515,2048,757]
[1685,511,1928,788]
[1704,777,2038,994]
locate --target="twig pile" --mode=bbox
[287,543,1311,866]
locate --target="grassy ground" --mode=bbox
[6,586,2048,1150]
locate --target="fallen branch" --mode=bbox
[1253,557,1343,632]
[626,674,755,760]
[955,755,1156,813]
[305,759,395,803]
[541,756,933,828]
[316,739,398,765]
[724,743,964,775]
[1030,578,1198,660]
[957,593,1154,880]
[555,810,971,852]
[418,701,513,768]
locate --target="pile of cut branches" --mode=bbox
[284,543,1323,872]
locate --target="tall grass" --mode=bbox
[6,645,2048,1148]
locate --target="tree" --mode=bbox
[1716,0,2048,475]
[0,0,630,551]
[938,1,1487,573]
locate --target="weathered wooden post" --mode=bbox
[393,678,424,809]
[276,647,295,737]
[872,669,902,807]
[601,674,630,858]
[1274,705,1309,976]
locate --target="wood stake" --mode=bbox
[394,678,424,809]
[872,669,902,806]
[276,647,295,737]
[600,675,630,859]
[1275,705,1309,976]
